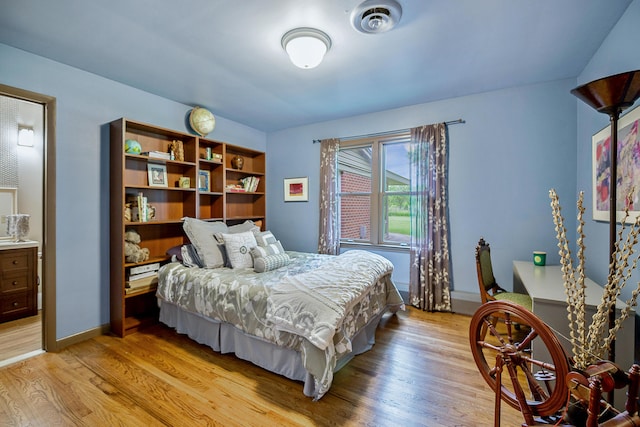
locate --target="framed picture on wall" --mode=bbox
[592,104,640,223]
[284,177,308,202]
[147,163,168,187]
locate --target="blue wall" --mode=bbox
[1,0,638,342]
[575,0,640,304]
[267,78,577,296]
[0,43,266,340]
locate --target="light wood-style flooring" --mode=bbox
[0,307,525,426]
[0,311,42,363]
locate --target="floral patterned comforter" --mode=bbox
[156,250,404,399]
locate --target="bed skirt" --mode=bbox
[158,300,391,398]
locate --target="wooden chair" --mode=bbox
[475,237,532,311]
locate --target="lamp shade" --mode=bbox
[570,70,640,116]
[282,28,331,69]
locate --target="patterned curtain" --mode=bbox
[318,138,340,255]
[409,123,451,312]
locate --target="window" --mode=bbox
[338,133,412,247]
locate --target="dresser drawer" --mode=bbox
[0,249,31,272]
[0,270,30,293]
[0,291,31,316]
[0,245,37,323]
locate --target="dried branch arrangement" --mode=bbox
[549,189,640,370]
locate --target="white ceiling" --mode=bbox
[0,0,632,132]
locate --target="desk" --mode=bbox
[513,260,635,406]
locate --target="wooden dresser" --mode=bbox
[0,241,38,323]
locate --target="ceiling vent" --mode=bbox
[351,0,402,34]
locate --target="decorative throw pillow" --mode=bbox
[182,217,229,268]
[180,244,204,268]
[253,229,276,246]
[215,221,260,267]
[252,230,285,256]
[221,231,257,269]
[166,245,183,261]
[251,241,285,257]
[252,252,291,273]
[228,220,260,234]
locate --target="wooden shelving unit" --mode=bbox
[224,144,266,224]
[109,118,266,337]
[198,137,225,221]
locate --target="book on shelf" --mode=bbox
[141,151,171,160]
[129,262,160,275]
[125,283,157,295]
[239,176,260,192]
[125,192,151,222]
[127,270,157,281]
[226,184,246,192]
[137,192,148,222]
[125,275,158,290]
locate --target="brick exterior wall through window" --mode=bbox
[340,171,371,240]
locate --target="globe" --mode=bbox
[125,139,142,154]
[189,106,216,136]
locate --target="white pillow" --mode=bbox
[221,231,257,269]
[252,230,285,256]
[252,253,291,273]
[182,217,229,268]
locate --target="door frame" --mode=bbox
[0,83,57,352]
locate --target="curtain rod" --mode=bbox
[312,118,465,143]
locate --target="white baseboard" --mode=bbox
[0,349,45,368]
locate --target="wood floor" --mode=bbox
[0,307,526,426]
[0,311,42,363]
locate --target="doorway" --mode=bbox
[0,84,57,364]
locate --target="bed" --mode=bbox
[155,221,404,400]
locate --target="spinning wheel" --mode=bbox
[469,300,570,426]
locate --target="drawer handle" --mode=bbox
[13,302,18,307]
[13,260,19,265]
[13,281,18,286]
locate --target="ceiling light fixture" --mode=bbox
[281,28,331,69]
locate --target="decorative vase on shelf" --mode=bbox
[6,214,30,242]
[231,155,244,170]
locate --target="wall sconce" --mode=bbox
[281,27,331,69]
[18,126,35,147]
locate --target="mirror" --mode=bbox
[0,186,18,239]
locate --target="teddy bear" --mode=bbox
[124,229,150,263]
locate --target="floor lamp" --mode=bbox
[570,70,640,387]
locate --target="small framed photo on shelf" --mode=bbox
[179,177,191,188]
[198,170,210,192]
[147,163,168,187]
[284,177,308,202]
